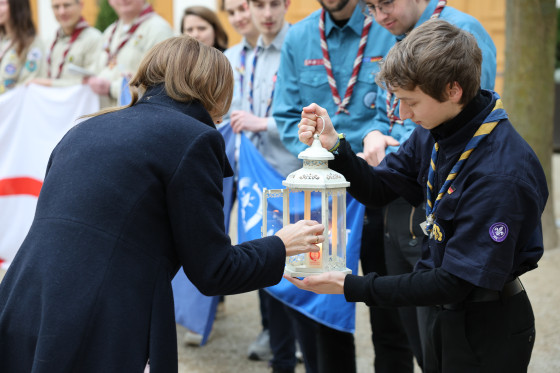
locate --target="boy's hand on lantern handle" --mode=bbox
[276,220,324,257]
[298,103,339,150]
[283,271,346,294]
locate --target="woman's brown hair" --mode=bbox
[87,36,234,120]
[0,0,36,58]
[181,6,229,52]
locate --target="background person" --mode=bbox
[30,0,101,87]
[290,19,546,373]
[223,0,259,119]
[272,1,397,372]
[181,5,228,52]
[233,1,302,369]
[0,36,324,373]
[0,0,44,94]
[86,0,173,107]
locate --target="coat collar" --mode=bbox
[137,85,216,129]
[430,89,495,158]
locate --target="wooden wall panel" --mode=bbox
[30,0,38,29]
[80,0,174,29]
[83,0,100,26]
[448,0,505,94]
[216,0,320,47]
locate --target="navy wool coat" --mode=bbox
[0,86,286,372]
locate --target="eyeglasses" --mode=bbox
[366,0,395,16]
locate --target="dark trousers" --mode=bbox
[361,206,415,373]
[267,292,356,373]
[383,198,426,368]
[417,290,535,372]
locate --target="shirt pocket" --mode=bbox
[298,67,329,106]
[429,191,459,248]
[355,60,381,111]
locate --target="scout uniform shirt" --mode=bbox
[47,25,102,87]
[241,23,300,177]
[332,90,547,290]
[371,0,497,154]
[94,11,173,107]
[273,5,394,156]
[0,37,44,95]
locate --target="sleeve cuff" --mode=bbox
[344,273,377,306]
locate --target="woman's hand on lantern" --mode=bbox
[275,220,324,257]
[283,272,347,294]
[298,103,339,150]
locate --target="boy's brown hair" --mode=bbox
[376,19,482,105]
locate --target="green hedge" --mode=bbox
[95,0,118,32]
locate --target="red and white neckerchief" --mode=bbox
[105,4,154,67]
[319,9,372,115]
[386,0,447,133]
[0,37,14,65]
[47,17,89,79]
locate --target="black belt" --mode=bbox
[442,277,524,310]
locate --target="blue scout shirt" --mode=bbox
[373,0,497,154]
[273,6,395,155]
[331,90,547,291]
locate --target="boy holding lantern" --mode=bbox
[288,19,547,372]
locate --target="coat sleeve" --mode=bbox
[166,129,286,296]
[330,137,424,208]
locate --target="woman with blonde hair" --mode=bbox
[0,0,44,94]
[181,5,228,52]
[0,36,323,372]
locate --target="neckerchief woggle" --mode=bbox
[424,93,508,236]
[386,0,447,131]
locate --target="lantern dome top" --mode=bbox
[282,135,349,190]
[298,135,334,161]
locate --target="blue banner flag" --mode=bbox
[237,134,364,333]
[172,122,236,345]
[119,77,132,106]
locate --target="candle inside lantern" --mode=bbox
[332,194,338,258]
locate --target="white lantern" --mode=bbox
[262,119,351,277]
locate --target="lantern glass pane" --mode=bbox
[263,192,284,237]
[326,190,347,271]
[286,190,323,268]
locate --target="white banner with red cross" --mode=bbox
[0,85,99,268]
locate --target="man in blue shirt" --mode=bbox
[273,1,403,372]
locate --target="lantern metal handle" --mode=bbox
[315,115,326,138]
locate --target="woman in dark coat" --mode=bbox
[0,36,323,372]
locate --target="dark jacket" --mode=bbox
[0,86,285,372]
[333,90,548,305]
